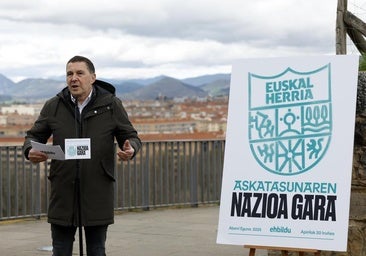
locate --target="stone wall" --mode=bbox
[346,71,366,256]
[268,72,366,256]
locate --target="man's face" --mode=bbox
[66,61,96,102]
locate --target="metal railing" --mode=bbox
[0,140,225,220]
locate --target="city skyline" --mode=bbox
[0,97,229,145]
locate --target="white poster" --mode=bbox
[217,55,359,252]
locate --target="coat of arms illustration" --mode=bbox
[248,64,332,175]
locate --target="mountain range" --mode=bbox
[0,73,231,103]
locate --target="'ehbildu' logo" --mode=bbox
[248,64,332,176]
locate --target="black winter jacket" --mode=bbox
[23,80,141,226]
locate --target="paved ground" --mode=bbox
[0,205,268,256]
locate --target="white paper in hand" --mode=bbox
[31,141,65,160]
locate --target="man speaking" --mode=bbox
[23,55,141,256]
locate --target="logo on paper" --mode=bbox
[248,64,332,175]
[68,146,77,157]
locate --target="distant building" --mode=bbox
[1,104,36,115]
[0,115,7,126]
[7,113,36,126]
[133,119,196,134]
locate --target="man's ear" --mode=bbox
[91,73,96,84]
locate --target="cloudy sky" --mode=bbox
[0,0,363,82]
